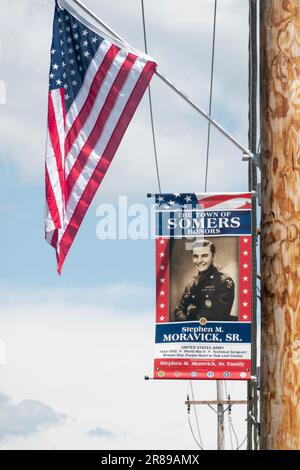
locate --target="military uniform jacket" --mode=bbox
[174,264,235,322]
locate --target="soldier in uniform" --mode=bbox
[174,240,235,322]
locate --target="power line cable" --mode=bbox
[187,415,204,450]
[204,0,218,192]
[228,406,240,449]
[227,409,234,450]
[237,434,247,450]
[141,0,162,193]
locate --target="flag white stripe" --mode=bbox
[45,227,54,245]
[59,57,148,242]
[45,132,64,229]
[52,89,65,176]
[45,90,65,228]
[65,49,128,178]
[45,201,56,234]
[65,39,111,133]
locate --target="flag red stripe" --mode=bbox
[65,52,137,199]
[198,193,251,208]
[237,202,251,209]
[45,166,61,229]
[57,61,156,273]
[64,44,120,158]
[51,229,58,249]
[48,92,66,202]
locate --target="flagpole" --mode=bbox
[155,70,253,157]
[64,0,254,158]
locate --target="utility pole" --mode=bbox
[247,0,258,450]
[260,0,300,449]
[217,381,225,450]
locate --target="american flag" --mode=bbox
[45,1,157,273]
[155,193,252,210]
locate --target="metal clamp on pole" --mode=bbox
[242,152,261,168]
[248,411,261,433]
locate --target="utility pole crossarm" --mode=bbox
[185,400,248,405]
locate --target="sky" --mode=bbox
[0,0,252,450]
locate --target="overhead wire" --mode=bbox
[141,0,162,193]
[237,434,247,450]
[187,0,219,450]
[187,415,204,450]
[140,0,204,449]
[228,407,240,449]
[203,0,227,451]
[204,0,217,192]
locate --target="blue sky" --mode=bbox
[0,167,155,288]
[0,0,251,449]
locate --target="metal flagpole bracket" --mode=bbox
[256,366,261,390]
[57,0,65,10]
[242,152,261,168]
[257,183,261,206]
[248,411,260,431]
[156,70,253,158]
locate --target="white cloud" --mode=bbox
[0,392,65,440]
[0,286,248,450]
[87,426,116,438]
[0,283,153,311]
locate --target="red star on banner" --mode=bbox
[239,236,252,322]
[156,237,169,323]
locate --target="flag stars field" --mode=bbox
[48,7,100,112]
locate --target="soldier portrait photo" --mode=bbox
[169,237,239,322]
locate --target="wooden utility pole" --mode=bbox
[260,0,300,449]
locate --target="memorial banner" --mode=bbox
[153,192,252,380]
